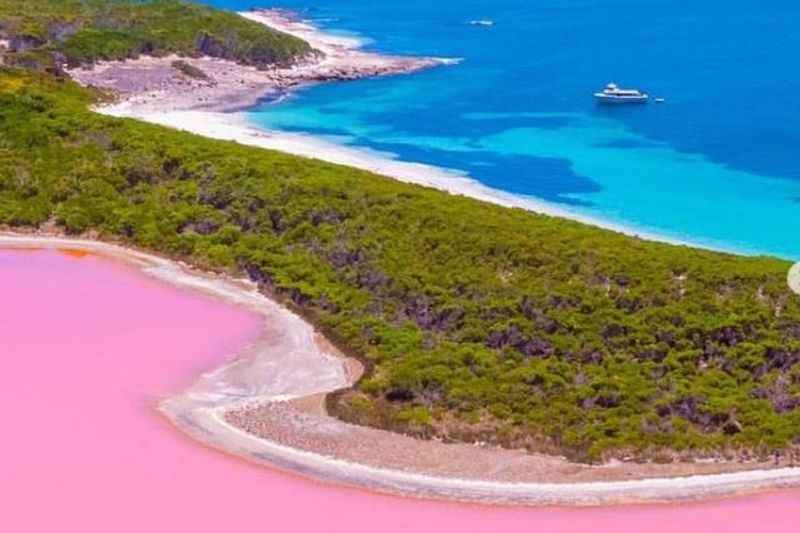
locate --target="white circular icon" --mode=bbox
[789,263,800,296]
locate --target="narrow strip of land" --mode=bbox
[3,233,800,507]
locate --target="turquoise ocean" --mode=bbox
[204,0,800,260]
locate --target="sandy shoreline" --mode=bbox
[3,232,800,506]
[71,9,749,257]
[67,9,453,114]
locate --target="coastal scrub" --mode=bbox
[2,65,800,463]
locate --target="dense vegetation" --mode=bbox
[2,65,800,463]
[0,0,313,72]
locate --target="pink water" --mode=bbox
[1,248,797,532]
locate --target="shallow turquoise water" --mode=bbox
[206,1,800,259]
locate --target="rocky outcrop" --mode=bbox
[9,34,45,52]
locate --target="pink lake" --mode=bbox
[1,247,797,532]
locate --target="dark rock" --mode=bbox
[198,188,231,209]
[317,294,340,314]
[785,323,800,341]
[671,396,705,423]
[635,348,667,363]
[671,396,737,431]
[406,297,436,330]
[435,307,466,332]
[656,404,672,417]
[595,394,621,408]
[518,337,554,358]
[309,209,343,226]
[385,388,414,402]
[773,396,800,414]
[720,358,737,375]
[603,323,628,338]
[268,210,284,232]
[520,296,559,333]
[710,326,744,347]
[752,380,800,413]
[247,197,265,213]
[614,274,631,287]
[241,262,274,291]
[328,247,365,268]
[486,324,525,350]
[487,324,553,358]
[194,32,228,59]
[289,288,311,306]
[124,165,154,186]
[194,219,218,235]
[754,347,800,377]
[709,412,730,427]
[722,419,743,435]
[766,347,800,372]
[9,35,45,52]
[548,294,579,310]
[581,350,604,364]
[616,296,643,313]
[405,296,463,331]
[48,52,68,77]
[579,394,621,409]
[357,269,391,291]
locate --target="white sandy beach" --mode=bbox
[78,9,734,257]
[100,103,734,255]
[68,9,451,114]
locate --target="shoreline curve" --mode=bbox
[3,233,800,507]
[85,8,778,260]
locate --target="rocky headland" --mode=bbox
[67,8,452,113]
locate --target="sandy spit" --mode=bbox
[3,233,800,506]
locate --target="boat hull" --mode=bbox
[594,94,649,104]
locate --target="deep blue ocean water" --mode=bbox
[204,0,800,259]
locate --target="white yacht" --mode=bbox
[594,83,649,104]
